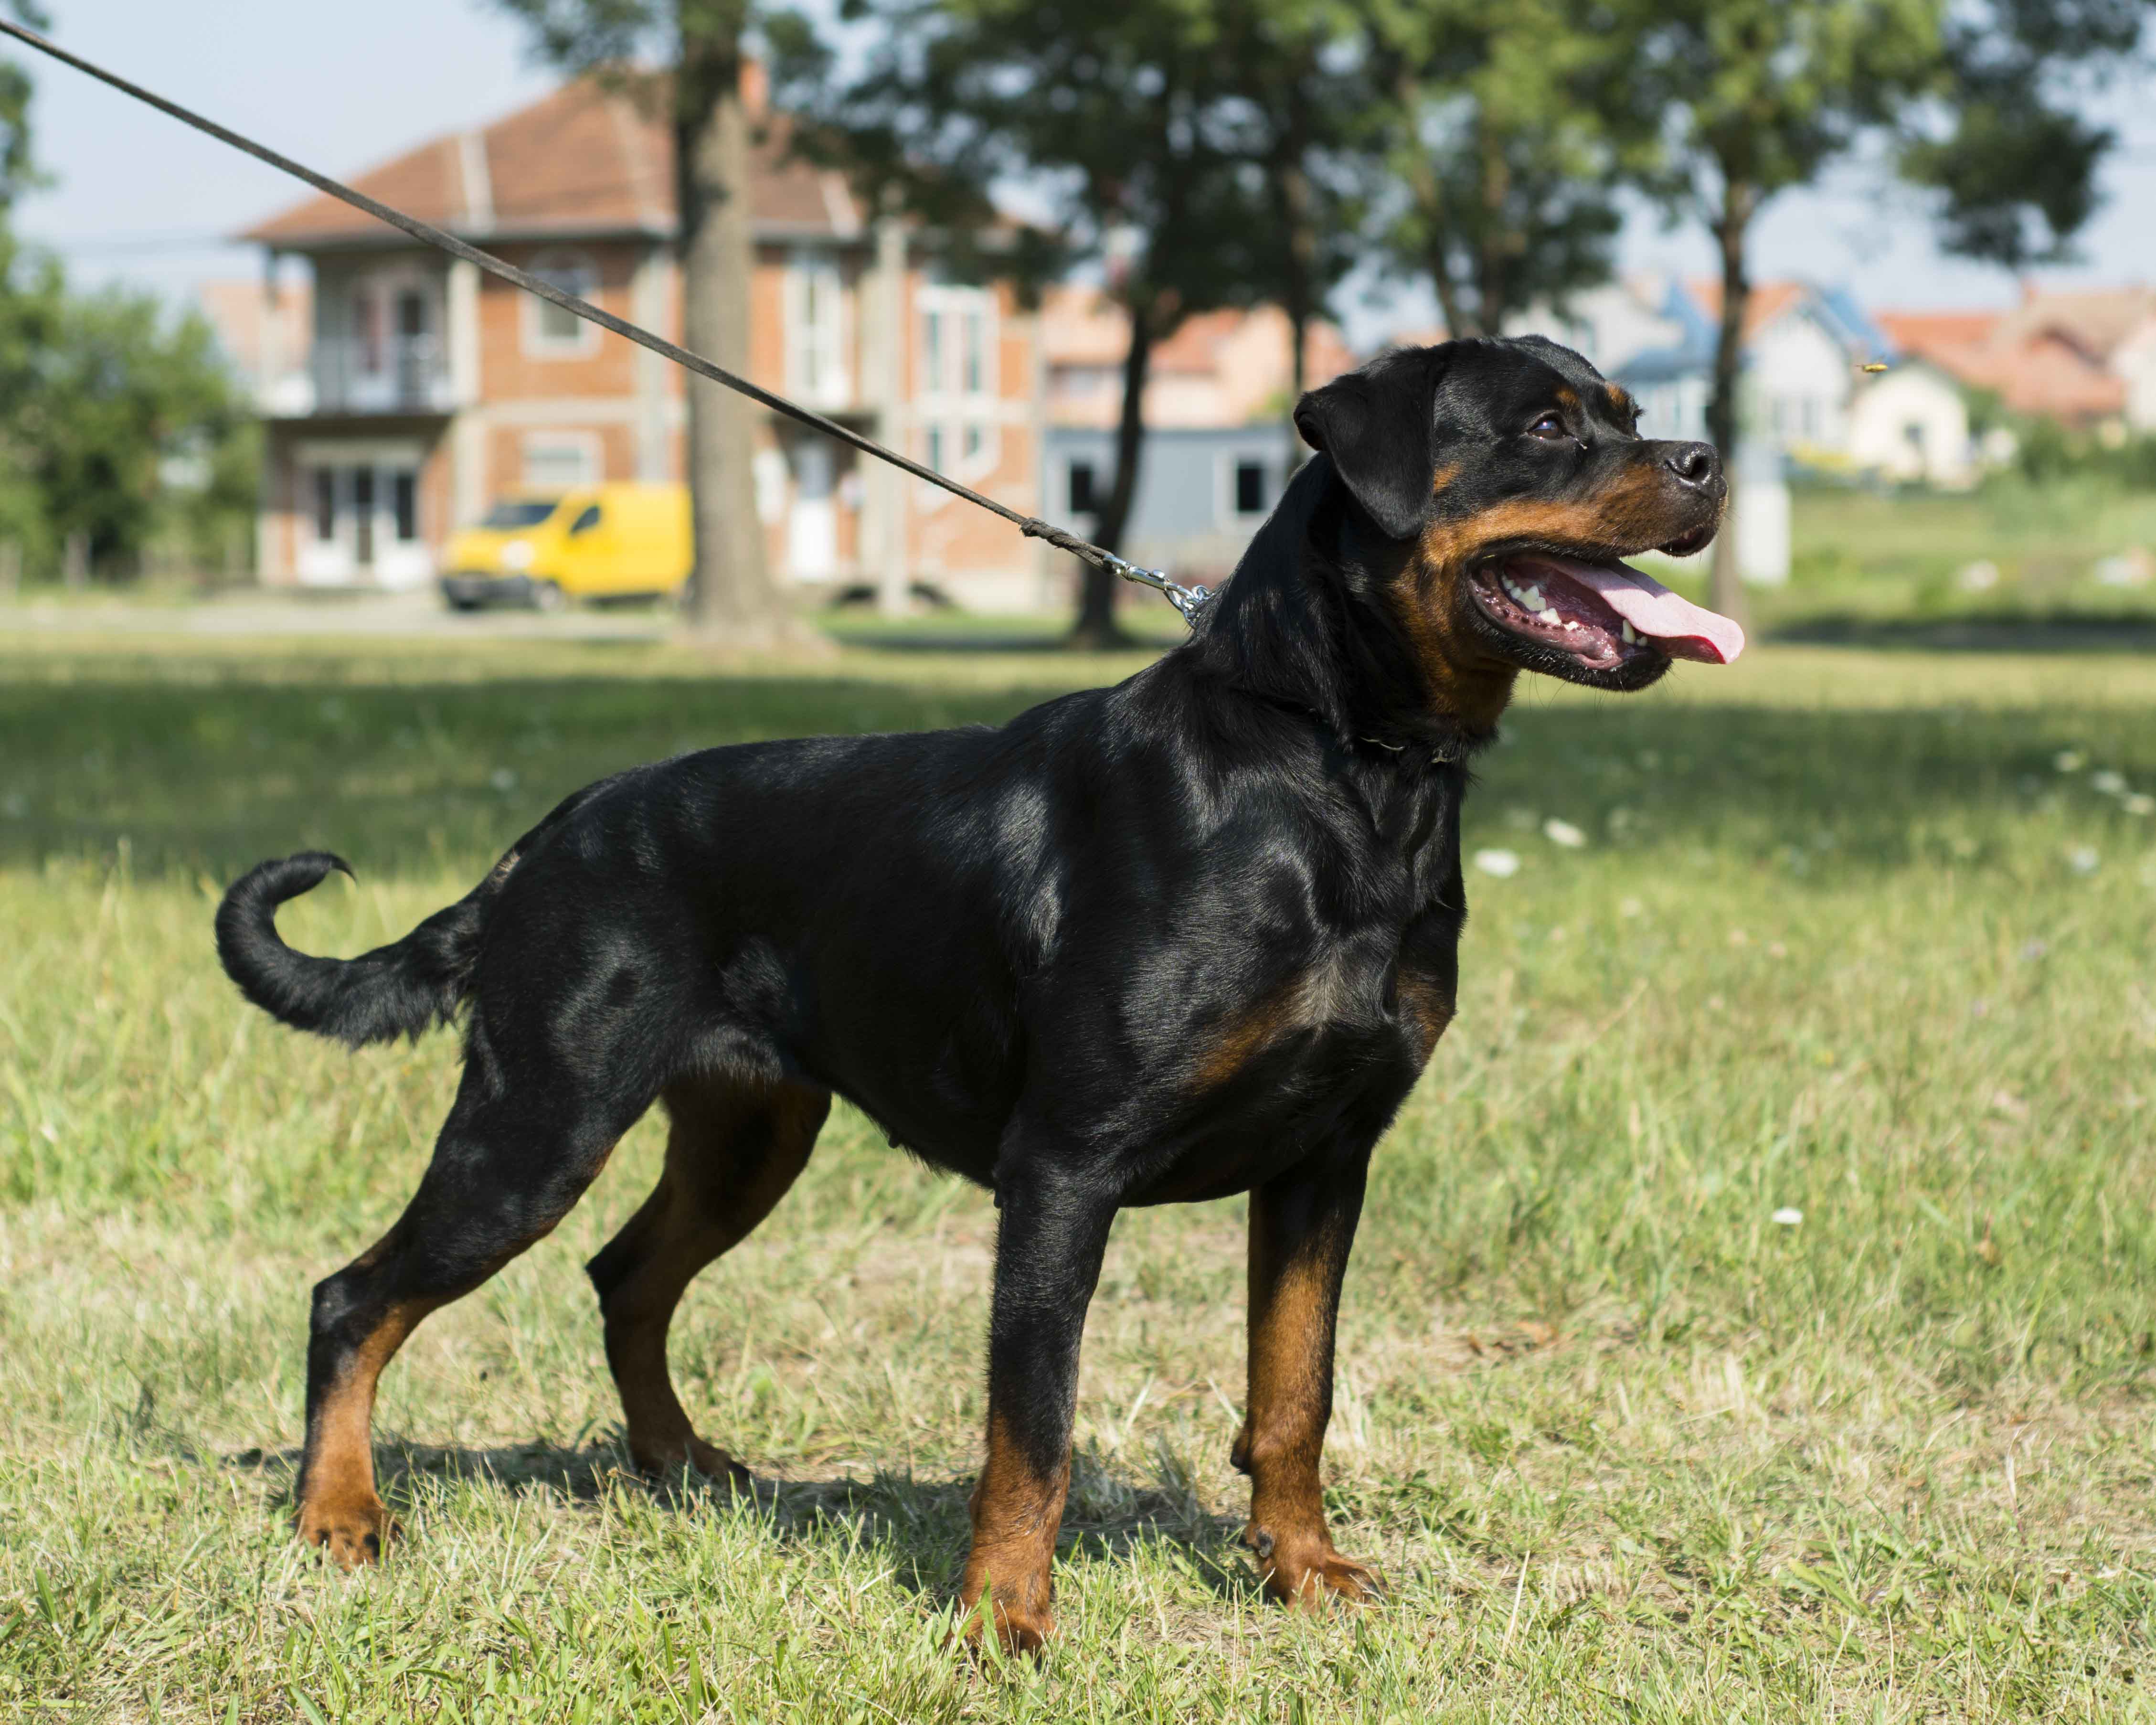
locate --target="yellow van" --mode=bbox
[439,483,691,610]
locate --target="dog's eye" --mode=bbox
[1528,413,1570,441]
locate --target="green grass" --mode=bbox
[1762,481,2156,637]
[4,628,2156,1720]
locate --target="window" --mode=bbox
[785,250,847,406]
[525,253,599,355]
[917,285,998,488]
[351,289,381,375]
[480,500,561,529]
[313,469,336,542]
[351,468,376,566]
[569,504,602,535]
[392,470,418,542]
[521,433,600,490]
[1233,459,1269,517]
[1068,459,1098,515]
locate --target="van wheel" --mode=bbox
[531,580,565,613]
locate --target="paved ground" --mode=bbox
[0,590,678,640]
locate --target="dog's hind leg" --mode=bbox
[294,1065,637,1567]
[1232,1147,1384,1608]
[586,1076,830,1481]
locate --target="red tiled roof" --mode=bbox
[1874,310,1998,358]
[1875,298,2147,424]
[242,76,860,248]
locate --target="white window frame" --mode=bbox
[784,248,849,408]
[1221,452,1274,524]
[523,251,601,358]
[520,431,603,490]
[915,284,1000,500]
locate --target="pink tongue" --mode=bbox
[1522,555,1746,665]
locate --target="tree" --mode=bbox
[0,8,255,583]
[788,0,1274,646]
[1597,0,2147,624]
[1360,0,1633,340]
[1209,0,1365,455]
[493,0,803,646]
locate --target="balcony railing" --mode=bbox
[310,334,458,415]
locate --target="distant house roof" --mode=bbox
[1686,278,1889,361]
[241,75,864,250]
[1874,291,2153,424]
[1039,287,1356,427]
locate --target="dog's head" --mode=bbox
[1293,336,1742,714]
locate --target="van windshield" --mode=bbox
[478,500,560,529]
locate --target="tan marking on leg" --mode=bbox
[1233,1197,1381,1609]
[957,1410,1069,1653]
[296,1297,433,1568]
[598,1080,824,1482]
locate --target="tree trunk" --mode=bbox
[1070,298,1157,649]
[1705,178,1755,632]
[675,11,790,645]
[1277,83,1316,468]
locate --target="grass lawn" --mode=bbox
[3,627,2156,1721]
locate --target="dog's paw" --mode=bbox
[296,1493,396,1569]
[632,1436,754,1492]
[954,1595,1053,1660]
[1246,1526,1384,1609]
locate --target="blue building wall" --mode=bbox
[1043,424,1300,582]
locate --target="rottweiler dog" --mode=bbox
[216,335,1741,1651]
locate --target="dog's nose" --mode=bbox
[1662,442,1721,490]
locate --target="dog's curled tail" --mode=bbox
[214,850,505,1047]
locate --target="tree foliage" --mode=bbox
[0,12,254,582]
[786,0,1293,641]
[1359,0,1636,338]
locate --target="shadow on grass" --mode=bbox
[225,1437,1259,1604]
[1766,611,2156,653]
[7,658,2152,881]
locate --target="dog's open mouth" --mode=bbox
[1469,551,1745,669]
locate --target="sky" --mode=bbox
[10,0,2156,351]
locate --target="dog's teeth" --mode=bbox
[1522,586,1545,610]
[1539,607,1560,625]
[1562,619,1579,631]
[1621,620,1637,644]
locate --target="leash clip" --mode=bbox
[1098,550,1214,628]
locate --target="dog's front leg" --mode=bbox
[956,1161,1117,1655]
[1232,1149,1384,1607]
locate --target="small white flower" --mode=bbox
[1542,818,1586,849]
[2067,846,2100,875]
[2124,793,2155,817]
[1772,1207,1803,1227]
[2055,750,2086,774]
[1474,848,1521,879]
[1619,896,1644,918]
[2092,770,2128,796]
[489,767,519,793]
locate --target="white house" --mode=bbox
[1512,276,1974,487]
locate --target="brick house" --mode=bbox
[236,74,1051,608]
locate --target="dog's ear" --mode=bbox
[1293,348,1448,540]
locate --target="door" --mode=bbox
[787,441,837,582]
[293,460,432,588]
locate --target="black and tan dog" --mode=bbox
[216,335,1741,1650]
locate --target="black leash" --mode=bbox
[0,18,1216,626]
